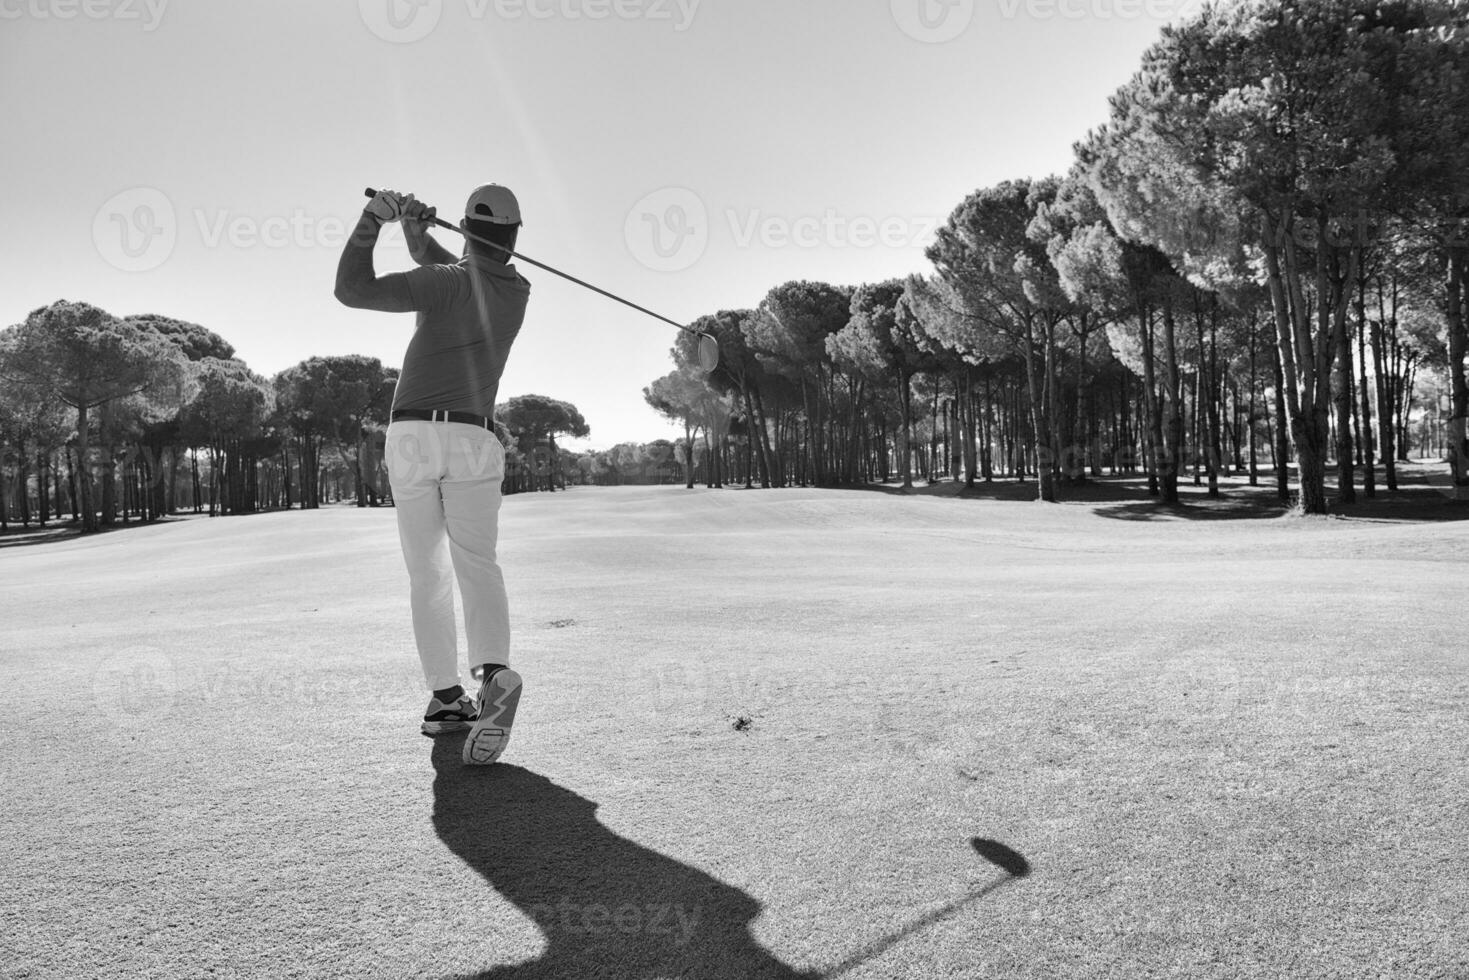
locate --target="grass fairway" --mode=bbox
[3,483,1466,979]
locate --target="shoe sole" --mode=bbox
[420,719,474,738]
[463,668,522,765]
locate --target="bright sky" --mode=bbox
[0,0,1202,448]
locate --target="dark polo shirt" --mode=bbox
[392,253,531,418]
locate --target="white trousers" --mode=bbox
[385,420,510,692]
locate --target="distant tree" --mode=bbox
[1392,12,1469,491]
[644,438,678,484]
[0,301,187,531]
[747,281,853,486]
[683,311,775,488]
[606,442,649,485]
[273,356,396,508]
[123,314,236,517]
[827,279,929,489]
[273,364,326,509]
[644,368,724,489]
[0,351,71,528]
[1028,176,1128,486]
[1083,0,1450,511]
[123,314,235,362]
[500,395,590,492]
[178,358,273,515]
[925,179,1074,501]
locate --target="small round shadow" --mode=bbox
[970,838,1031,878]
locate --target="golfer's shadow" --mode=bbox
[431,738,817,980]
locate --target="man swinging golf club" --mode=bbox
[335,184,528,765]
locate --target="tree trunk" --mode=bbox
[684,421,695,489]
[36,450,49,525]
[190,450,202,513]
[1356,270,1376,499]
[1248,313,1259,486]
[1334,263,1358,505]
[1265,228,1330,513]
[75,403,97,532]
[99,402,117,526]
[355,427,369,507]
[897,369,913,489]
[742,387,766,489]
[1268,307,1292,506]
[1206,301,1223,498]
[1294,410,1330,514]
[1044,318,1063,497]
[1371,281,1399,491]
[1159,295,1184,505]
[962,369,977,490]
[1021,316,1056,503]
[1139,308,1162,497]
[753,388,778,488]
[15,435,30,527]
[1445,246,1468,495]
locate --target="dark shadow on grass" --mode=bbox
[855,473,1296,515]
[0,515,192,549]
[1096,487,1469,522]
[430,739,818,980]
[0,523,86,549]
[853,478,1054,502]
[850,464,1469,525]
[1093,496,1288,522]
[1324,487,1469,523]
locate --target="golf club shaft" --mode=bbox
[822,876,1013,979]
[363,188,703,338]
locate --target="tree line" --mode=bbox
[644,0,1468,513]
[0,301,597,532]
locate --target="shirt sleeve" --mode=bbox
[399,264,468,314]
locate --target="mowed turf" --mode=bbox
[2,483,1466,979]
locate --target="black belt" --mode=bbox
[391,409,494,430]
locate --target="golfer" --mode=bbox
[335,185,529,765]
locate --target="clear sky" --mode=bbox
[0,0,1201,448]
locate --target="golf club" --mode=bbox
[363,188,720,373]
[821,838,1030,978]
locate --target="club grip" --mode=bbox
[363,187,378,198]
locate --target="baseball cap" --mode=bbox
[464,184,522,226]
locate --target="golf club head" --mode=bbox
[970,838,1030,878]
[696,333,720,373]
